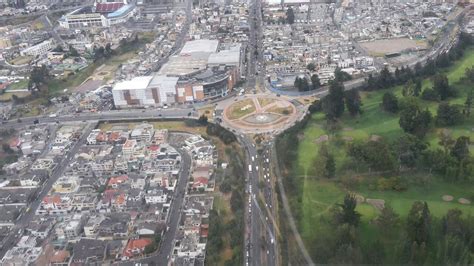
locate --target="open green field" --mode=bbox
[290,48,474,257]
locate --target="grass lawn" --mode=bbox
[7,79,28,91]
[258,98,276,107]
[226,99,256,120]
[292,48,474,253]
[0,91,30,101]
[267,105,292,115]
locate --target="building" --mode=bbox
[20,40,54,57]
[112,40,242,108]
[58,2,135,29]
[112,75,180,108]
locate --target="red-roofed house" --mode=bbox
[192,176,209,190]
[122,238,152,259]
[107,175,129,188]
[9,137,21,152]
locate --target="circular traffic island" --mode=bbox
[223,96,298,133]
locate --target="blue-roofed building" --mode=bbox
[58,1,135,29]
[107,4,136,25]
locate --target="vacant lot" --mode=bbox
[359,38,427,55]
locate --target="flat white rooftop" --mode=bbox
[180,39,219,54]
[113,76,153,91]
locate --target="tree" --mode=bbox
[325,154,336,178]
[402,79,415,97]
[451,136,470,162]
[382,92,399,113]
[219,179,231,193]
[286,7,295,24]
[421,88,438,101]
[396,133,428,168]
[414,78,422,97]
[2,143,13,154]
[313,144,335,178]
[438,130,455,155]
[334,67,352,82]
[375,203,400,233]
[435,103,462,126]
[323,81,345,121]
[432,74,454,100]
[68,45,79,57]
[348,140,396,171]
[406,201,431,245]
[399,99,432,137]
[294,76,310,92]
[465,66,474,83]
[230,189,243,213]
[464,89,473,116]
[376,66,392,89]
[197,114,208,125]
[334,194,361,227]
[28,65,50,91]
[344,89,362,116]
[307,63,316,71]
[310,74,320,90]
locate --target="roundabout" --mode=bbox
[221,95,301,134]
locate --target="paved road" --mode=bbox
[0,122,96,259]
[1,108,196,130]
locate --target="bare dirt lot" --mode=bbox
[359,38,427,55]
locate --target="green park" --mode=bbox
[277,36,474,264]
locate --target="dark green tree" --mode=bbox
[406,201,431,245]
[435,102,462,126]
[375,203,400,234]
[344,89,362,116]
[396,133,428,168]
[311,74,320,90]
[334,67,352,82]
[451,136,470,162]
[334,194,361,227]
[323,81,345,121]
[432,74,454,100]
[382,92,399,113]
[399,99,432,137]
[464,89,473,117]
[307,63,316,71]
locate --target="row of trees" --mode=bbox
[294,74,321,91]
[365,32,473,92]
[310,194,474,264]
[207,145,245,265]
[322,81,362,121]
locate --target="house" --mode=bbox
[122,238,152,260]
[145,188,167,204]
[71,239,107,265]
[27,218,55,239]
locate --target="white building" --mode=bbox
[20,40,54,57]
[112,75,179,108]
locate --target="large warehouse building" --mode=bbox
[112,39,243,108]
